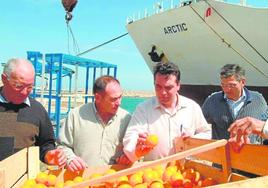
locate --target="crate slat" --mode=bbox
[27,147,40,179]
[0,148,27,188]
[0,147,39,188]
[210,176,268,187]
[229,144,268,176]
[0,168,5,188]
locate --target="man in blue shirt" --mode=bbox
[202,64,267,144]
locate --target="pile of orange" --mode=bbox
[21,160,217,188]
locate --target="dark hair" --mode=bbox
[153,62,181,82]
[93,75,120,94]
[220,64,245,81]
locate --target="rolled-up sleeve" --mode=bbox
[57,110,77,164]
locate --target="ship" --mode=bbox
[126,0,268,104]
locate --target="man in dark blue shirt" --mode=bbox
[202,64,267,144]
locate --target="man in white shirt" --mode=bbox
[122,62,211,162]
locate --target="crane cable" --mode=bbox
[76,32,129,56]
[66,22,80,55]
[189,1,268,79]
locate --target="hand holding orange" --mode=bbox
[135,134,159,158]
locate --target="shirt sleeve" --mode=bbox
[110,112,132,164]
[123,105,148,162]
[201,96,213,124]
[263,120,268,139]
[36,104,56,162]
[260,103,268,139]
[57,109,77,164]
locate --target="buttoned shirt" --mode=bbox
[58,102,131,167]
[202,88,267,143]
[224,89,246,118]
[123,94,211,162]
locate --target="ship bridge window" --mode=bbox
[181,0,193,6]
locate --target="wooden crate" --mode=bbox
[57,139,268,188]
[8,139,268,187]
[0,147,39,188]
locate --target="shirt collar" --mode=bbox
[224,88,246,102]
[154,93,186,112]
[0,93,31,106]
[93,102,117,125]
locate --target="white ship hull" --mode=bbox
[127,0,268,103]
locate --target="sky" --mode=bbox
[0,0,267,92]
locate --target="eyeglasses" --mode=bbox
[8,79,34,92]
[221,83,238,88]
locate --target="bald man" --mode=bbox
[0,58,66,167]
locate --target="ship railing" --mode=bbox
[126,0,248,24]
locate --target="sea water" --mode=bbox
[121,96,149,114]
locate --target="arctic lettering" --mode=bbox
[164,23,187,34]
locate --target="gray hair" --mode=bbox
[3,58,33,78]
[220,64,245,81]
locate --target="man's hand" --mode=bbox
[228,128,250,152]
[228,117,265,136]
[116,153,132,165]
[44,148,67,168]
[135,133,154,158]
[173,133,190,153]
[227,117,261,152]
[67,156,88,173]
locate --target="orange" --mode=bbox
[32,184,47,188]
[146,135,158,147]
[46,174,57,186]
[117,183,132,188]
[55,182,64,188]
[35,172,48,184]
[89,173,103,179]
[150,181,164,188]
[64,180,75,186]
[22,179,36,187]
[134,183,148,188]
[143,170,158,184]
[116,175,129,185]
[73,176,84,183]
[162,170,174,183]
[170,172,183,187]
[104,169,117,175]
[165,166,177,174]
[129,173,143,186]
